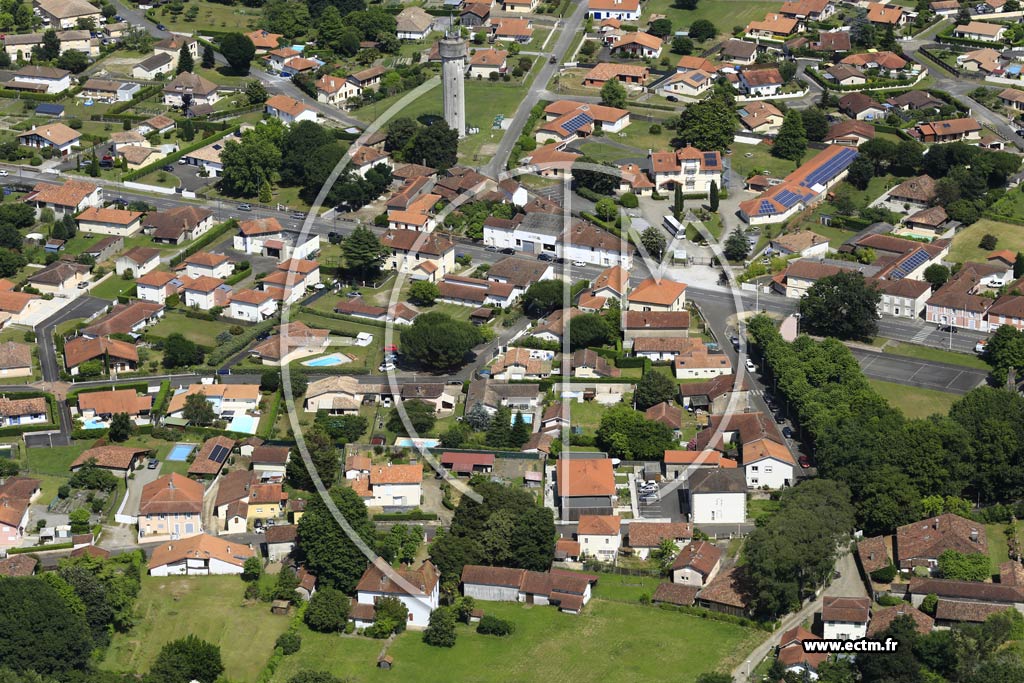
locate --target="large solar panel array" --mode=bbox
[758,199,776,215]
[800,147,858,189]
[774,188,805,208]
[209,444,230,464]
[889,249,929,280]
[562,113,593,134]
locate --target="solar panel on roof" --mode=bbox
[703,152,717,166]
[209,444,230,463]
[890,249,929,280]
[759,200,775,215]
[800,148,858,188]
[562,113,592,134]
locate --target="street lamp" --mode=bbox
[794,312,801,337]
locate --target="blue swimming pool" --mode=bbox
[393,438,440,449]
[302,353,351,367]
[167,443,195,461]
[510,413,534,425]
[82,418,107,430]
[228,414,258,434]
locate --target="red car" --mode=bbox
[798,455,811,469]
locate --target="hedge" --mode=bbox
[108,84,163,115]
[124,124,241,182]
[223,266,252,286]
[936,30,1013,49]
[654,602,775,631]
[204,316,281,368]
[297,307,389,330]
[170,219,240,266]
[152,380,171,416]
[8,542,72,554]
[68,382,150,402]
[259,390,282,440]
[804,67,914,92]
[372,510,438,521]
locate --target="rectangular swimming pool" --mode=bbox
[167,443,196,461]
[302,353,351,367]
[393,438,440,448]
[228,414,258,434]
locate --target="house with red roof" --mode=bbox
[577,514,621,561]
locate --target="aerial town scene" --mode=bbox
[4,0,1024,680]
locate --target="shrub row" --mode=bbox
[297,307,388,330]
[654,602,775,631]
[152,380,171,416]
[372,510,438,521]
[223,266,253,286]
[108,84,163,115]
[124,124,241,182]
[259,390,282,440]
[204,316,281,368]
[8,542,73,554]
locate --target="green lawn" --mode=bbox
[589,572,663,602]
[24,441,91,476]
[729,141,799,182]
[644,0,781,43]
[810,223,858,249]
[987,187,1024,225]
[881,341,990,371]
[90,275,137,300]
[868,379,960,420]
[271,600,759,683]
[986,522,1024,566]
[577,141,632,164]
[748,498,780,522]
[145,310,240,348]
[147,0,261,33]
[614,121,675,151]
[101,575,290,681]
[948,219,1024,264]
[567,399,608,435]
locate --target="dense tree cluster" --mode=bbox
[798,271,882,341]
[595,404,676,460]
[286,425,341,491]
[400,312,486,371]
[744,480,854,620]
[671,91,738,152]
[749,316,1024,536]
[296,485,376,592]
[429,481,555,593]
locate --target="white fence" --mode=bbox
[123,181,177,195]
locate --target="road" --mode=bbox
[34,296,109,383]
[483,1,589,178]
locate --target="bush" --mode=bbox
[876,594,904,607]
[303,587,350,633]
[275,631,301,655]
[980,233,998,250]
[870,564,897,583]
[476,615,515,636]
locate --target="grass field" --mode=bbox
[90,275,137,300]
[986,521,1024,566]
[868,379,960,419]
[729,141,799,182]
[146,310,239,348]
[568,399,608,435]
[270,600,759,683]
[644,0,781,43]
[102,575,290,680]
[948,219,1024,264]
[147,0,260,33]
[748,498,780,522]
[810,223,858,249]
[881,341,990,371]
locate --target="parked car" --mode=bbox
[745,358,757,372]
[774,412,785,424]
[799,455,811,469]
[640,494,659,504]
[379,363,395,372]
[499,247,515,255]
[938,324,958,334]
[147,458,158,469]
[76,281,90,289]
[666,95,679,102]
[485,245,498,252]
[291,212,305,220]
[162,165,174,172]
[537,252,554,261]
[782,426,793,439]
[572,260,586,267]
[156,23,166,30]
[976,340,987,354]
[0,170,8,177]
[238,203,252,211]
[730,335,740,350]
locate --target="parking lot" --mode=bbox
[634,477,685,522]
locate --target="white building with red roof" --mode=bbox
[647,147,722,195]
[536,100,630,144]
[264,94,317,125]
[587,0,640,21]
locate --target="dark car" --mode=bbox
[162,165,174,172]
[147,458,158,469]
[938,324,958,334]
[549,56,557,64]
[328,231,342,244]
[774,412,785,424]
[156,23,166,30]
[554,257,565,264]
[111,197,128,206]
[499,247,515,255]
[782,426,793,438]
[537,252,554,261]
[666,95,679,102]
[799,455,811,468]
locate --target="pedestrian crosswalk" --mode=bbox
[910,327,933,344]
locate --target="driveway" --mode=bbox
[120,461,163,520]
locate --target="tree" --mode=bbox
[107,412,133,442]
[640,225,666,259]
[595,197,618,223]
[800,107,829,142]
[709,180,719,212]
[296,486,375,592]
[522,279,564,316]
[408,280,439,305]
[670,35,694,55]
[724,230,750,261]
[201,43,215,69]
[0,577,93,676]
[387,399,437,435]
[341,225,387,280]
[219,32,256,73]
[242,557,262,582]
[220,133,281,197]
[303,587,350,632]
[799,271,881,341]
[956,2,972,25]
[286,426,340,491]
[600,78,627,109]
[572,156,619,195]
[673,92,737,151]
[510,411,530,448]
[401,312,484,371]
[983,325,1024,385]
[244,79,268,104]
[569,313,612,350]
[40,29,60,60]
[176,42,194,74]
[486,406,512,448]
[423,606,457,647]
[385,117,418,154]
[56,50,88,73]
[179,118,195,142]
[182,393,215,426]
[0,251,26,278]
[403,121,458,171]
[315,414,368,444]
[981,234,999,251]
[846,155,875,191]
[938,550,991,581]
[688,19,717,41]
[595,404,676,459]
[634,370,677,410]
[674,0,698,8]
[772,110,807,161]
[148,635,224,683]
[923,263,950,290]
[648,18,673,38]
[464,403,492,431]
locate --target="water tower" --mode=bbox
[439,33,467,139]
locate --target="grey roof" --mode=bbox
[688,468,746,494]
[137,52,173,72]
[518,211,565,237]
